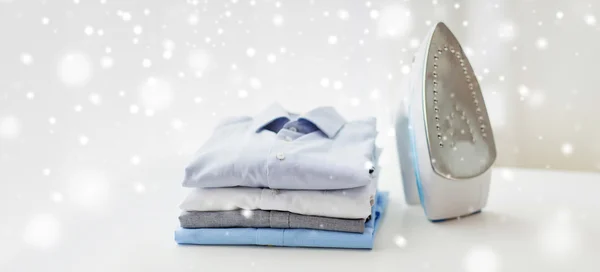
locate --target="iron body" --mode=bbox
[395,22,497,221]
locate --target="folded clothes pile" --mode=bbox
[174,103,389,249]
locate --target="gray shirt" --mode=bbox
[179,210,367,233]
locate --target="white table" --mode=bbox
[2,161,599,272]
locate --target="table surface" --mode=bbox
[2,153,599,272]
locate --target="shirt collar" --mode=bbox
[253,103,346,138]
[252,103,290,132]
[298,106,346,138]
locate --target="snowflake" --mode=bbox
[238,89,248,98]
[462,20,468,26]
[66,170,110,211]
[561,143,573,156]
[50,192,63,202]
[363,161,374,171]
[84,25,94,36]
[528,91,545,107]
[23,214,60,249]
[129,105,139,114]
[388,128,396,137]
[21,53,33,65]
[101,56,113,69]
[41,17,50,25]
[172,119,185,130]
[518,85,530,97]
[535,37,548,50]
[58,52,93,87]
[163,40,175,51]
[369,89,380,100]
[272,14,284,27]
[241,209,253,218]
[79,135,89,146]
[584,14,596,26]
[188,50,210,73]
[267,54,276,63]
[88,93,101,105]
[463,47,474,56]
[43,168,51,176]
[26,92,35,99]
[333,80,343,90]
[369,10,379,19]
[377,5,413,38]
[463,246,499,272]
[246,48,256,57]
[0,116,21,139]
[394,235,407,248]
[501,169,514,181]
[188,13,199,25]
[130,155,141,165]
[497,22,516,40]
[249,78,261,89]
[133,25,143,35]
[401,65,411,75]
[49,117,56,124]
[538,209,579,258]
[351,98,361,106]
[409,38,420,48]
[327,35,338,45]
[134,182,146,193]
[454,3,460,9]
[142,59,152,68]
[337,10,349,20]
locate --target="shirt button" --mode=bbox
[284,136,292,142]
[288,127,297,132]
[276,152,285,160]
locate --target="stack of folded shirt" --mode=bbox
[174,103,389,249]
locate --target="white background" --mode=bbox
[1,0,599,175]
[0,0,599,270]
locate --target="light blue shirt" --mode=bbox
[183,103,378,190]
[174,191,388,249]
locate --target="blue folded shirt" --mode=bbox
[174,191,389,249]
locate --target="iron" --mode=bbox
[395,22,497,221]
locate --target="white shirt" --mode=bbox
[179,167,381,219]
[183,103,378,190]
